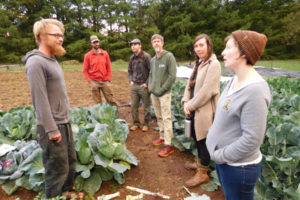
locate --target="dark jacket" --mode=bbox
[128,51,151,84]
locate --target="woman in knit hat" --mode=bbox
[206,30,271,200]
[181,34,221,187]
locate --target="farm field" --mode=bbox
[0,70,225,199]
[1,59,299,72]
[58,59,300,72]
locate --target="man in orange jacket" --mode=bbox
[83,35,118,106]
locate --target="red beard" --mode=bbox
[49,43,66,56]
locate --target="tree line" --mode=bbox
[0,0,299,64]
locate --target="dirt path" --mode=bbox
[0,70,225,200]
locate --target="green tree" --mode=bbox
[0,0,299,63]
[87,0,105,33]
[282,11,300,46]
[0,0,53,63]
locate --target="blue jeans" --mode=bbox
[215,162,261,200]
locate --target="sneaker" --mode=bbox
[158,146,174,157]
[130,125,138,131]
[142,126,149,132]
[152,138,164,146]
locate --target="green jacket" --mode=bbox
[148,50,177,97]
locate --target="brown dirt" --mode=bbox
[0,70,225,200]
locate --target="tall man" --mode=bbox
[148,34,177,157]
[83,35,118,106]
[23,18,80,199]
[128,39,152,132]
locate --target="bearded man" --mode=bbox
[128,39,152,132]
[22,18,82,199]
[82,35,118,106]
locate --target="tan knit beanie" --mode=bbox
[232,30,267,65]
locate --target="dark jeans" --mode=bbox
[215,162,262,200]
[191,116,210,166]
[37,123,77,198]
[130,84,151,126]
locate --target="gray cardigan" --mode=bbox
[206,77,271,164]
[23,50,69,137]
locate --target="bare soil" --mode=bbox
[0,70,225,200]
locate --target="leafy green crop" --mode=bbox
[0,140,44,195]
[70,104,138,194]
[171,81,197,156]
[255,78,300,200]
[0,103,138,197]
[0,106,36,141]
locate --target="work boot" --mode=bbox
[184,159,200,170]
[142,126,149,132]
[185,166,209,187]
[130,125,138,131]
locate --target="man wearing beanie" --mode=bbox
[82,35,118,106]
[206,30,271,200]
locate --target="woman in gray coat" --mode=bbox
[206,30,271,200]
[182,34,221,187]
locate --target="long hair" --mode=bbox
[193,34,213,63]
[188,34,214,90]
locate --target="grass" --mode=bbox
[256,60,300,71]
[1,59,299,72]
[109,59,300,71]
[0,64,24,72]
[59,59,129,71]
[178,60,300,71]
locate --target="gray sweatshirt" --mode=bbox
[22,49,69,137]
[206,76,271,164]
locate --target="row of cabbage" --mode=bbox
[170,77,300,200]
[0,103,138,198]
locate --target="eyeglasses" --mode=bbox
[92,41,99,44]
[46,33,64,40]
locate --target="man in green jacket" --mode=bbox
[148,34,177,157]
